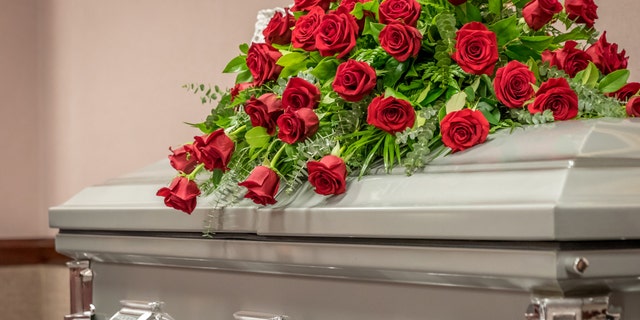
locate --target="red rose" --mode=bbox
[448,0,467,5]
[338,0,368,12]
[453,22,499,76]
[292,7,325,51]
[522,0,563,31]
[247,43,283,86]
[168,145,198,174]
[156,176,201,214]
[440,109,490,152]
[244,93,284,135]
[230,82,253,102]
[565,0,598,28]
[378,0,421,27]
[292,0,332,12]
[263,9,296,46]
[316,10,359,59]
[192,129,235,171]
[528,78,578,120]
[332,59,377,102]
[307,155,347,196]
[282,77,321,111]
[238,166,280,206]
[367,95,416,134]
[494,61,536,108]
[609,82,640,101]
[626,96,640,117]
[277,108,320,144]
[541,40,590,77]
[379,21,422,62]
[586,32,629,75]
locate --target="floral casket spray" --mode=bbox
[157,0,639,218]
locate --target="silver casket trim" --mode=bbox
[51,118,640,240]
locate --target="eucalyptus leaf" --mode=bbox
[598,69,630,93]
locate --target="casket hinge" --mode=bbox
[525,296,621,320]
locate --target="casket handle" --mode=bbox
[233,311,289,320]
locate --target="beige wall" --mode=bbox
[0,0,638,239]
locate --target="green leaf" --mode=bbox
[363,21,385,41]
[574,62,599,87]
[526,57,540,81]
[505,44,541,62]
[463,86,476,102]
[520,36,553,52]
[311,58,339,81]
[279,62,307,79]
[416,83,432,104]
[512,0,529,9]
[384,87,411,101]
[446,91,467,114]
[245,126,271,148]
[478,103,501,125]
[465,2,482,22]
[223,55,247,73]
[488,0,502,16]
[239,43,249,54]
[235,69,253,84]
[598,69,630,93]
[438,104,447,122]
[553,27,592,44]
[489,15,519,47]
[422,86,446,106]
[383,59,409,87]
[277,52,308,67]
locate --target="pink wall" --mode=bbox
[0,0,638,238]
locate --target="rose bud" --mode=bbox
[315,10,359,59]
[440,109,490,153]
[626,96,640,117]
[367,95,416,134]
[332,59,377,102]
[238,166,280,205]
[230,82,253,102]
[292,0,332,12]
[541,41,591,77]
[247,43,283,86]
[263,8,296,46]
[586,32,629,75]
[378,0,421,27]
[244,93,284,135]
[156,176,201,214]
[522,0,563,31]
[565,0,598,29]
[168,145,198,174]
[528,78,578,121]
[453,22,499,75]
[307,155,348,196]
[277,108,320,144]
[379,21,423,62]
[282,77,321,111]
[609,82,640,102]
[448,0,467,5]
[192,129,235,171]
[292,6,325,51]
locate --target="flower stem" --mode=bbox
[270,144,287,168]
[228,125,247,139]
[186,163,205,180]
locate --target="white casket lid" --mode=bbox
[50,118,640,241]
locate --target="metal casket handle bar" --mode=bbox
[233,311,289,320]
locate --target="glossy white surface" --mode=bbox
[50,118,640,240]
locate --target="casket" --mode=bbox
[50,118,640,320]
